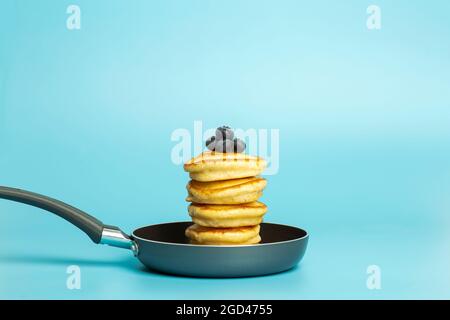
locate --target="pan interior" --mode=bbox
[132,222,307,245]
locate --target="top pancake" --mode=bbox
[184,151,267,182]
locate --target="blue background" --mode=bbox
[1,0,450,299]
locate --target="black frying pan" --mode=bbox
[0,186,308,277]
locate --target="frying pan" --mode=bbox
[0,186,308,277]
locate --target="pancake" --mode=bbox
[188,201,267,227]
[185,224,261,245]
[184,151,267,182]
[189,235,261,245]
[186,176,267,204]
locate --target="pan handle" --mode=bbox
[0,186,138,255]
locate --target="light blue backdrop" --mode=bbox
[1,0,449,299]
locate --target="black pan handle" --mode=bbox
[0,186,138,254]
[0,186,103,243]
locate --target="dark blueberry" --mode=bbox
[215,126,234,141]
[206,136,216,151]
[234,138,246,153]
[214,139,234,153]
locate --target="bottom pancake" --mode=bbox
[185,224,261,245]
[189,235,261,245]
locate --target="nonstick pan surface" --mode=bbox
[132,222,308,277]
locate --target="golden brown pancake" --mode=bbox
[185,224,261,245]
[188,235,261,245]
[186,176,267,204]
[188,201,267,227]
[184,151,267,182]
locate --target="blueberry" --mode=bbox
[215,126,234,141]
[206,136,216,151]
[214,139,235,153]
[234,138,246,153]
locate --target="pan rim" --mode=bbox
[131,221,309,248]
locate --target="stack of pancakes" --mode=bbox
[183,151,267,245]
